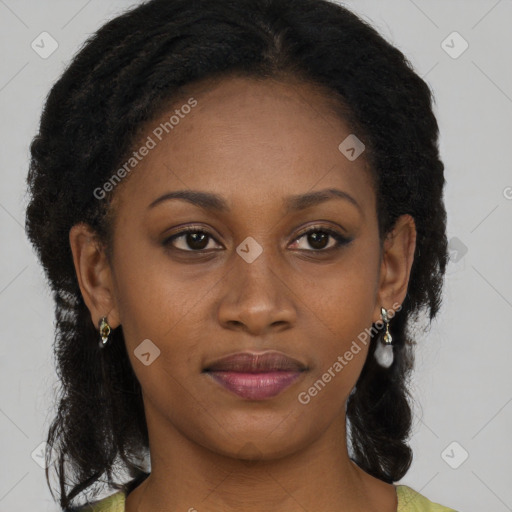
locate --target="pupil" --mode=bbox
[188,233,208,250]
[309,232,327,249]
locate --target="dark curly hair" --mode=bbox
[24,0,448,508]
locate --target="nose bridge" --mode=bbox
[217,237,295,332]
[239,249,276,294]
[234,237,281,303]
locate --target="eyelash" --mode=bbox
[163,225,352,253]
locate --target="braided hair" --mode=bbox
[25,0,448,507]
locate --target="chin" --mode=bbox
[195,420,312,462]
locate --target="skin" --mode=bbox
[69,75,416,512]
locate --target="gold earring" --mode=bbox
[99,316,111,348]
[380,307,393,345]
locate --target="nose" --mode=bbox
[217,249,297,335]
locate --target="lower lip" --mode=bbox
[206,371,304,400]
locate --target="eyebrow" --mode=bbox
[147,188,362,215]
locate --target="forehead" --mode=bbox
[111,75,375,220]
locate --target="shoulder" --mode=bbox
[64,472,148,512]
[66,491,126,512]
[66,484,458,512]
[396,485,458,512]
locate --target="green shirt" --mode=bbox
[80,485,458,511]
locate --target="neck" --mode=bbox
[125,402,396,512]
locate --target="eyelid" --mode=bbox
[294,224,345,239]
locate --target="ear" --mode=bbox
[68,222,121,330]
[373,214,417,323]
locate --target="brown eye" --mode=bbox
[290,226,352,252]
[163,228,221,252]
[306,231,330,250]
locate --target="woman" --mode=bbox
[24,0,457,510]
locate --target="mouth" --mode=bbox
[203,351,307,400]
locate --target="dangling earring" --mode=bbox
[98,316,111,349]
[374,307,393,368]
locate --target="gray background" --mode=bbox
[1,1,511,510]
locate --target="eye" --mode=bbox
[289,225,352,252]
[163,225,352,253]
[163,226,222,252]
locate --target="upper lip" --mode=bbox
[203,351,307,373]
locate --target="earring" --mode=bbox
[98,316,111,349]
[374,307,394,368]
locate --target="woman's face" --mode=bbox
[72,75,414,460]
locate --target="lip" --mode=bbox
[204,351,307,372]
[203,351,307,400]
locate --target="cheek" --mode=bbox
[110,247,209,395]
[294,244,379,396]
[110,230,192,339]
[297,242,380,335]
